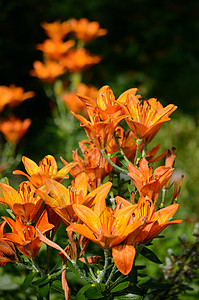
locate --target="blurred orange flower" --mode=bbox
[30,60,66,83]
[62,83,98,115]
[62,92,86,114]
[128,157,174,202]
[71,18,107,42]
[0,116,31,144]
[13,155,77,189]
[118,91,177,143]
[61,48,101,73]
[77,83,98,99]
[36,39,75,60]
[0,85,34,112]
[41,20,72,40]
[36,173,112,225]
[3,210,54,258]
[0,181,43,223]
[0,220,18,266]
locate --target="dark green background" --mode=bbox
[1,0,199,112]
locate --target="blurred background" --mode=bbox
[0,0,199,298]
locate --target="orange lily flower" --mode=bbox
[117,91,177,143]
[71,18,107,42]
[106,126,138,163]
[36,172,112,225]
[72,106,125,150]
[0,84,35,112]
[67,193,143,275]
[41,20,72,40]
[113,195,182,274]
[0,116,31,145]
[128,157,174,202]
[61,140,107,191]
[146,144,168,164]
[77,85,134,121]
[163,147,183,204]
[0,220,18,266]
[60,48,101,73]
[67,196,141,249]
[44,204,61,240]
[115,195,182,245]
[0,181,43,224]
[13,155,77,189]
[30,60,66,83]
[36,39,75,60]
[3,210,54,258]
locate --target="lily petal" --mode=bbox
[112,244,135,275]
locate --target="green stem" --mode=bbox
[50,266,64,279]
[98,249,109,283]
[105,264,117,287]
[83,253,98,283]
[114,134,131,165]
[101,149,128,175]
[134,139,142,165]
[30,258,45,276]
[117,172,121,196]
[72,261,93,283]
[160,188,167,208]
[109,274,124,290]
[49,259,62,275]
[70,72,82,91]
[141,143,147,158]
[16,262,34,271]
[46,244,51,273]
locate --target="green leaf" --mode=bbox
[75,284,93,300]
[22,271,37,290]
[108,150,120,158]
[38,283,50,297]
[140,247,162,264]
[51,280,64,294]
[32,276,50,286]
[85,286,103,299]
[110,281,129,293]
[113,294,143,300]
[0,176,9,185]
[67,260,82,278]
[116,153,128,168]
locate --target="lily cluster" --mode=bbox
[30,18,106,116]
[0,84,183,299]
